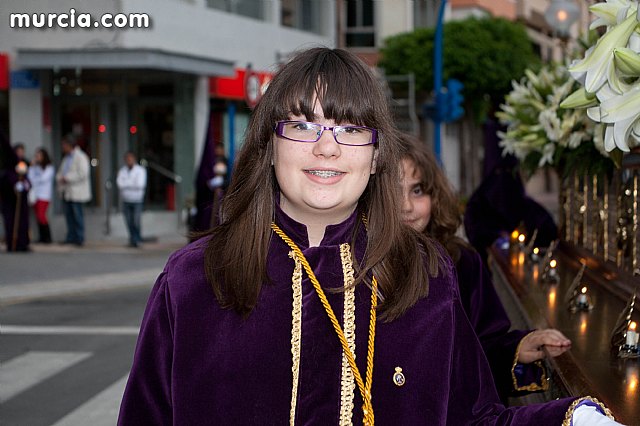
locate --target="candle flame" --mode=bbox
[550,259,557,268]
[631,321,637,332]
[580,318,587,334]
[548,288,556,308]
[533,247,539,254]
[511,230,519,239]
[518,234,525,243]
[628,374,638,394]
[581,287,587,294]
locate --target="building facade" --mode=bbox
[338,0,592,194]
[0,0,335,239]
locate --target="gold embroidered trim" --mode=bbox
[561,396,615,426]
[511,332,549,392]
[289,251,303,426]
[339,243,357,426]
[273,222,377,425]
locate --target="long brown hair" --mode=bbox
[204,48,441,321]
[399,134,468,263]
[36,148,52,168]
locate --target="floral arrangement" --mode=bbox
[561,0,640,153]
[497,63,613,177]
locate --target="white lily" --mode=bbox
[539,143,556,167]
[630,33,640,52]
[560,87,598,109]
[605,124,616,152]
[568,131,585,149]
[569,13,638,93]
[593,124,608,155]
[499,60,607,175]
[614,47,640,76]
[589,0,630,30]
[540,109,561,142]
[592,86,640,151]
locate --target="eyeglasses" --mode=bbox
[274,120,377,146]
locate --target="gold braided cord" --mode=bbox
[272,222,377,425]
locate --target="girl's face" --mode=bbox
[272,101,378,225]
[400,158,432,233]
[35,151,43,164]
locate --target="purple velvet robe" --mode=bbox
[119,206,576,425]
[456,246,542,403]
[0,130,30,252]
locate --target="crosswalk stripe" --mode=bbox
[0,351,92,403]
[51,374,129,426]
[1,325,139,335]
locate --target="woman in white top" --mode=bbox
[27,148,55,243]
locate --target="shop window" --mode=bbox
[346,0,375,47]
[130,103,175,210]
[207,0,264,20]
[59,102,100,207]
[281,0,322,34]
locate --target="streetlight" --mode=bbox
[544,0,580,39]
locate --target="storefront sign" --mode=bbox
[209,68,272,103]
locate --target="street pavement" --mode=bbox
[0,237,188,426]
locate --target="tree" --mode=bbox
[379,17,540,119]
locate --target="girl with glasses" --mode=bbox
[119,48,617,425]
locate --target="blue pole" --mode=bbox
[228,102,236,175]
[433,0,447,164]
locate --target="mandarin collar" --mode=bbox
[274,201,360,249]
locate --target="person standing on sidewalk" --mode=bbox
[56,135,91,246]
[116,151,147,248]
[0,136,32,252]
[27,148,55,243]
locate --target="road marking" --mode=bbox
[0,351,92,403]
[51,374,129,426]
[1,325,139,335]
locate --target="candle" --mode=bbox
[518,234,525,244]
[548,259,558,278]
[577,286,588,307]
[531,247,540,262]
[626,321,639,347]
[511,230,519,242]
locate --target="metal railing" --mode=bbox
[104,179,113,235]
[140,159,183,227]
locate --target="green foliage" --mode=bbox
[379,17,540,119]
[555,142,617,180]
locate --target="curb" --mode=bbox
[0,267,160,306]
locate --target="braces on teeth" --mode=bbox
[307,170,342,178]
